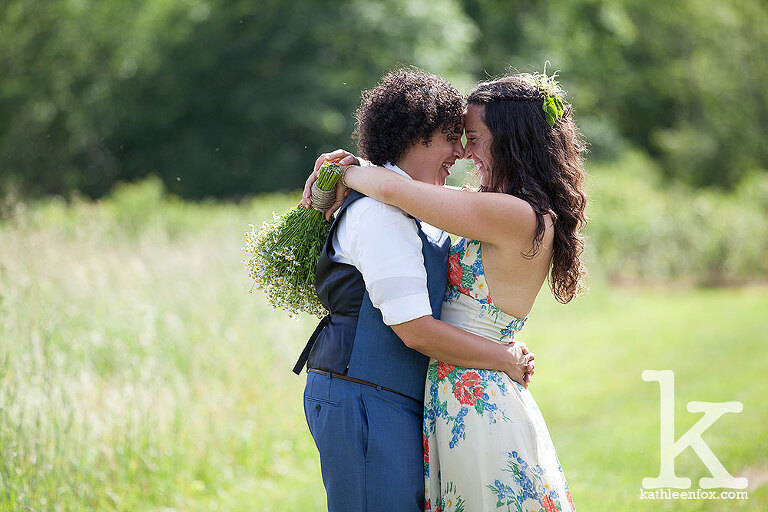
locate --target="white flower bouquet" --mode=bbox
[243,162,342,318]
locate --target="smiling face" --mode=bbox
[463,103,494,187]
[398,127,464,186]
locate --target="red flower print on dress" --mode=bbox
[543,495,558,512]
[453,371,484,406]
[447,251,463,287]
[566,489,575,509]
[423,433,429,464]
[437,361,455,380]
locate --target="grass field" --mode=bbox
[1,181,766,511]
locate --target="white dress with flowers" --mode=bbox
[424,238,575,512]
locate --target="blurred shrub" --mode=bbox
[4,161,767,285]
[0,175,303,249]
[3,0,766,199]
[587,151,768,284]
[464,0,768,188]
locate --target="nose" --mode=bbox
[453,138,464,159]
[463,140,473,160]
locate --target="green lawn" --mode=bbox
[1,185,765,511]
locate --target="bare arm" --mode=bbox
[344,165,537,245]
[301,150,537,244]
[392,316,534,387]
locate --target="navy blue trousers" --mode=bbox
[304,371,425,512]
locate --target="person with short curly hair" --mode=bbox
[353,68,465,169]
[296,68,533,512]
[306,70,585,511]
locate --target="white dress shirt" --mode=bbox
[331,163,434,326]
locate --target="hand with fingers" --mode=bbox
[504,340,535,388]
[299,149,361,221]
[521,343,535,385]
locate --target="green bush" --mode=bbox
[5,160,766,286]
[587,151,768,284]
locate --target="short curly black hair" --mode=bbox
[353,68,465,166]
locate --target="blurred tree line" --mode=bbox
[1,0,766,199]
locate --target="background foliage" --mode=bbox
[0,0,476,198]
[1,0,766,198]
[464,0,768,186]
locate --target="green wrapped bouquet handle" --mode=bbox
[310,162,342,212]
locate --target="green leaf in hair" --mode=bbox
[533,61,566,127]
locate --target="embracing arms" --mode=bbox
[392,315,534,386]
[317,183,535,386]
[302,150,539,246]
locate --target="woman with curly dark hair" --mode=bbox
[307,71,585,511]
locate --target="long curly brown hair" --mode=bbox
[468,74,588,303]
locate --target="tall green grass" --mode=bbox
[0,179,325,510]
[1,177,766,511]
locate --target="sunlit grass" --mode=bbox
[1,179,765,510]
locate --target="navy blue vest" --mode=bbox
[293,191,451,402]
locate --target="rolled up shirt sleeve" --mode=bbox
[341,199,432,326]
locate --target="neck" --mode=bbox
[395,153,427,183]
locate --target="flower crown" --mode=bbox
[529,63,566,127]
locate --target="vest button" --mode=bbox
[315,404,322,412]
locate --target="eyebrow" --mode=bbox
[465,129,478,133]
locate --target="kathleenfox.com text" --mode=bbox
[639,488,749,500]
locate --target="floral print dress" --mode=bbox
[424,238,575,512]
